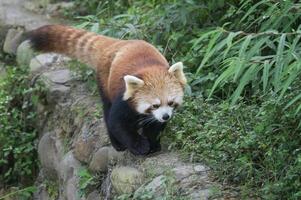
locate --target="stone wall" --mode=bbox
[19,48,217,200]
[0,1,224,199]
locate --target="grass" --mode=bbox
[165,94,301,199]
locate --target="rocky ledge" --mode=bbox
[18,47,220,200]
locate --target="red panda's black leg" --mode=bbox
[107,131,127,151]
[107,119,150,155]
[107,96,151,155]
[142,123,166,153]
[97,84,127,151]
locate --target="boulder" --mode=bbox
[40,69,73,104]
[38,133,61,179]
[86,190,101,200]
[30,54,69,74]
[3,27,25,54]
[73,135,97,163]
[58,151,81,184]
[46,2,75,16]
[89,147,109,172]
[65,177,80,200]
[42,69,72,84]
[110,166,144,194]
[0,62,6,79]
[16,40,35,66]
[134,175,166,199]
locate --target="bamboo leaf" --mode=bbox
[262,60,272,93]
[223,31,242,59]
[239,0,269,24]
[273,34,286,91]
[208,58,239,98]
[231,64,259,105]
[196,30,223,74]
[284,92,301,110]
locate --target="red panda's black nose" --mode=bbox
[162,114,170,121]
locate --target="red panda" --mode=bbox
[27,25,186,155]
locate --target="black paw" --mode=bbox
[109,134,127,151]
[129,136,150,155]
[149,142,161,154]
[112,143,127,151]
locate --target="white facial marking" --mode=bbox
[136,101,150,114]
[154,98,160,105]
[153,106,173,122]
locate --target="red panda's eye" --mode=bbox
[168,101,174,106]
[152,104,160,109]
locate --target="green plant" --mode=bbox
[64,0,301,198]
[0,186,36,200]
[0,63,40,186]
[77,168,97,198]
[44,180,59,200]
[68,60,97,93]
[165,95,301,199]
[189,0,301,113]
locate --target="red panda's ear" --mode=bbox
[169,62,187,85]
[123,75,145,100]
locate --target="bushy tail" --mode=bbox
[27,25,118,67]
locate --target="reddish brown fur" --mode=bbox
[28,25,175,100]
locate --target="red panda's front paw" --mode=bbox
[129,137,150,155]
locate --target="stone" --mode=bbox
[47,84,71,104]
[16,40,35,66]
[107,146,125,163]
[172,166,194,181]
[86,190,101,200]
[88,145,124,172]
[141,152,180,175]
[65,177,80,200]
[89,147,109,172]
[38,132,60,179]
[42,69,72,84]
[33,186,51,200]
[134,175,166,199]
[190,188,211,200]
[111,166,144,194]
[0,0,57,30]
[194,164,208,173]
[0,24,11,46]
[40,69,73,104]
[3,27,25,54]
[29,54,68,74]
[94,119,110,147]
[46,2,75,16]
[73,135,97,163]
[58,151,81,184]
[0,62,6,79]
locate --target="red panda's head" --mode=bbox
[123,62,187,123]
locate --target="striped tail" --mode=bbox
[27,25,118,67]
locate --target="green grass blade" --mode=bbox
[231,64,259,105]
[273,34,286,91]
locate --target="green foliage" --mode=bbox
[0,63,40,187]
[68,60,97,93]
[0,186,37,200]
[66,0,301,198]
[77,168,97,198]
[43,180,59,200]
[166,95,301,199]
